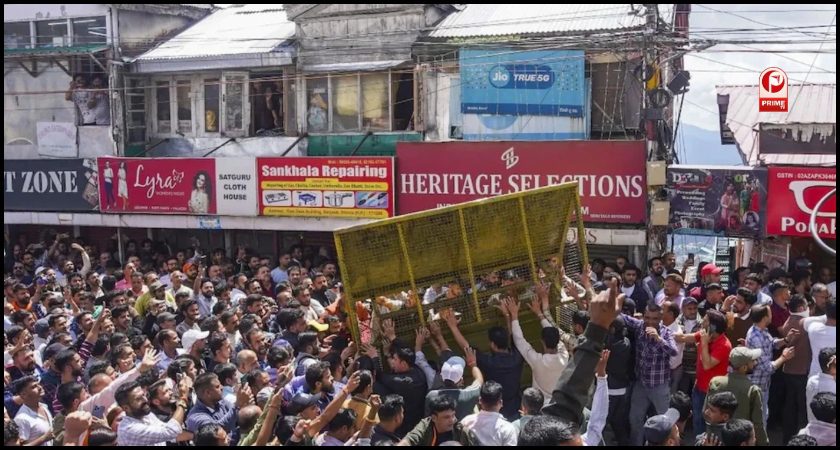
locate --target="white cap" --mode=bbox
[181,329,209,353]
[441,356,466,383]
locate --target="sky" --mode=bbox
[682,4,837,131]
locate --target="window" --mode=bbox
[156,81,171,134]
[176,80,192,133]
[332,74,359,131]
[204,78,220,132]
[306,77,329,132]
[150,73,250,138]
[125,78,147,144]
[286,78,298,135]
[36,19,69,47]
[4,22,32,49]
[305,70,414,133]
[222,73,247,135]
[72,17,106,45]
[362,73,389,131]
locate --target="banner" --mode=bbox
[767,167,836,239]
[396,141,646,223]
[37,122,77,158]
[667,166,768,239]
[98,157,217,215]
[4,159,99,211]
[460,49,585,117]
[257,157,394,219]
[215,158,258,216]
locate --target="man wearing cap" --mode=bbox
[424,351,483,420]
[642,408,682,446]
[706,347,769,445]
[182,329,210,370]
[135,281,176,318]
[689,264,723,301]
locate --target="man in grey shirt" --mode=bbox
[424,351,484,420]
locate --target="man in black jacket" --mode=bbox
[367,331,428,437]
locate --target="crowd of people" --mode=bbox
[3,232,837,446]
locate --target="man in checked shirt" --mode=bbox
[622,301,679,446]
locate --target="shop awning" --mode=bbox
[4,45,109,77]
[302,60,410,73]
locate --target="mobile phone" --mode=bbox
[36,277,47,286]
[687,253,695,263]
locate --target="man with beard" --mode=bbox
[310,272,330,305]
[644,256,666,300]
[192,272,217,320]
[744,273,773,306]
[655,274,686,308]
[10,262,32,286]
[56,243,91,288]
[185,372,252,436]
[115,375,192,446]
[295,286,325,322]
[229,273,249,307]
[621,264,650,314]
[271,251,292,285]
[54,349,159,444]
[42,312,108,413]
[725,288,758,345]
[9,283,35,314]
[159,256,180,288]
[698,283,725,318]
[136,281,177,318]
[287,265,303,291]
[706,347,769,445]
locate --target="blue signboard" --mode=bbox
[460,49,585,117]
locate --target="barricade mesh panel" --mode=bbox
[334,182,589,343]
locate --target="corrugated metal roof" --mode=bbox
[716,84,836,167]
[429,4,674,38]
[136,4,295,61]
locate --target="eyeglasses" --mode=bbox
[788,181,836,218]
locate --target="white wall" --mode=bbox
[4,64,75,148]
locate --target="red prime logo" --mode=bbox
[759,67,788,112]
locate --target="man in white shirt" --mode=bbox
[806,347,836,423]
[12,376,54,446]
[661,300,685,394]
[805,300,836,377]
[505,297,569,403]
[461,380,518,446]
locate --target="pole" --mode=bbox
[644,4,668,260]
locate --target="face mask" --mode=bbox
[791,310,810,318]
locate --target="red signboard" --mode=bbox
[257,157,394,219]
[767,167,836,239]
[98,157,216,214]
[397,141,646,223]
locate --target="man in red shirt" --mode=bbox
[675,309,732,438]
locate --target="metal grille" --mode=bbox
[334,182,589,343]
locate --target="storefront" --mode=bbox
[395,140,649,265]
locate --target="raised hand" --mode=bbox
[382,318,397,341]
[464,346,477,368]
[589,278,622,329]
[139,348,161,373]
[595,349,611,377]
